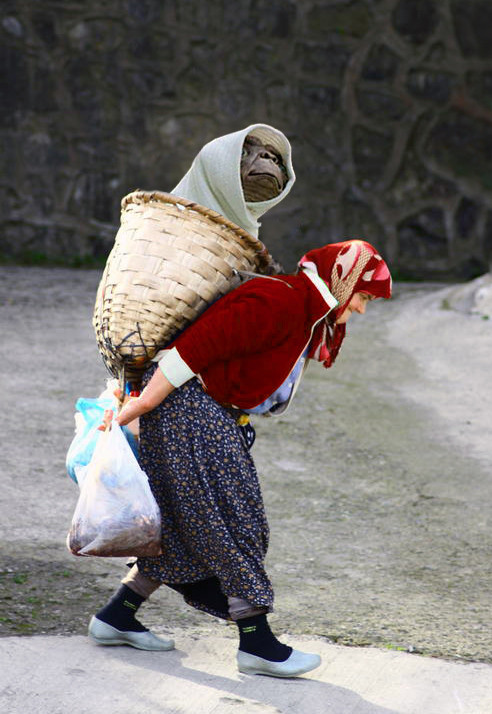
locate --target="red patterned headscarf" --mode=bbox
[298,239,392,367]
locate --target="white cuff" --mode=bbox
[158,347,196,387]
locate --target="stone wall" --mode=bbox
[1,0,492,278]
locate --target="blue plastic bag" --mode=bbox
[66,394,139,485]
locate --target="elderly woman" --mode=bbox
[89,238,392,678]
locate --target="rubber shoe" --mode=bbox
[88,616,174,651]
[237,649,321,677]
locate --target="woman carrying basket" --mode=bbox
[89,237,392,678]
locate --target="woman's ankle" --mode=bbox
[236,613,292,662]
[96,584,148,633]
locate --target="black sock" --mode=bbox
[96,584,148,633]
[237,614,292,662]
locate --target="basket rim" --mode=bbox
[122,189,270,257]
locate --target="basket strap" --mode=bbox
[234,269,292,285]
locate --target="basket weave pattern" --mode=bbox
[93,191,275,383]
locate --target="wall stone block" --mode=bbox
[451,0,492,59]
[406,69,455,104]
[392,0,439,45]
[361,43,400,81]
[353,125,394,188]
[307,2,371,38]
[426,110,492,190]
[355,88,407,122]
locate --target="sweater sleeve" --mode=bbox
[160,278,301,380]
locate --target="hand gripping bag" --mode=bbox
[66,390,139,485]
[67,422,161,557]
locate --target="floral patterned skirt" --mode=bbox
[136,370,273,618]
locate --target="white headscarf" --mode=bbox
[171,123,296,237]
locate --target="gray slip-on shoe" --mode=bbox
[237,649,321,677]
[88,616,175,651]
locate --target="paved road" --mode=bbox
[0,267,491,713]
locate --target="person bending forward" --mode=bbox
[89,239,392,678]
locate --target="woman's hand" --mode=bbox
[96,369,175,430]
[116,368,175,426]
[98,408,115,431]
[96,390,139,431]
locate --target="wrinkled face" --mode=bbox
[335,292,374,325]
[240,135,288,202]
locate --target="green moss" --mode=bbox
[383,642,409,652]
[308,2,371,37]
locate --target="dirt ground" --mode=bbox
[0,266,491,664]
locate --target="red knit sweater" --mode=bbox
[168,271,337,409]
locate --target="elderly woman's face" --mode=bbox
[240,136,288,202]
[335,292,373,324]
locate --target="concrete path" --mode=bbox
[1,630,491,713]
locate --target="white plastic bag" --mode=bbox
[67,422,161,557]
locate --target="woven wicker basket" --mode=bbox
[93,190,276,385]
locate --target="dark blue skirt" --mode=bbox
[136,370,273,617]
